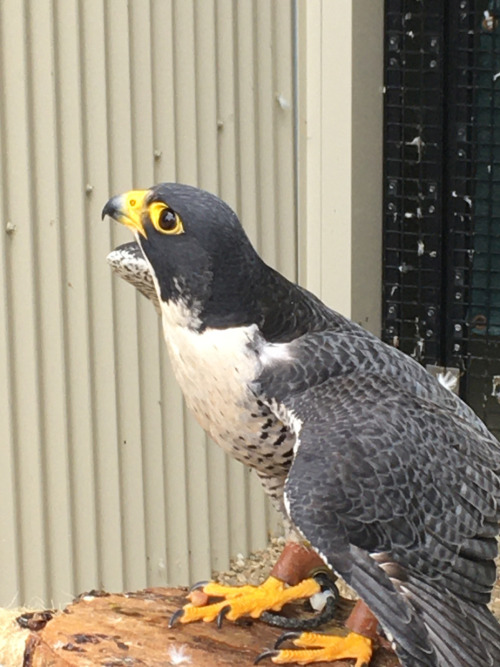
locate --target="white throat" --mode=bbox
[159,298,262,446]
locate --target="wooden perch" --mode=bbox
[21,587,400,666]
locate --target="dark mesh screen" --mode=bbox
[383,0,500,436]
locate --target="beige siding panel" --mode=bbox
[0,0,48,605]
[0,5,21,607]
[0,0,297,606]
[54,0,104,603]
[351,1,384,332]
[297,0,383,334]
[28,0,75,605]
[79,0,120,595]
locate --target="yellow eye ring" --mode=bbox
[149,202,184,235]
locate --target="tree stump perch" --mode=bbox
[20,587,400,666]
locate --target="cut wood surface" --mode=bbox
[21,588,400,666]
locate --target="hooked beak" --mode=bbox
[102,189,149,238]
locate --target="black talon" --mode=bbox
[260,574,339,630]
[260,594,337,630]
[274,631,301,649]
[216,604,231,628]
[313,571,338,593]
[168,608,184,628]
[254,649,279,664]
[189,579,210,592]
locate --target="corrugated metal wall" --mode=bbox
[296,0,383,331]
[0,0,296,608]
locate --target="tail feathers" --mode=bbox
[349,548,438,665]
[348,546,500,666]
[405,576,500,667]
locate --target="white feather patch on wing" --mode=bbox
[260,341,293,365]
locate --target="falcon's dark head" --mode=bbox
[103,183,264,328]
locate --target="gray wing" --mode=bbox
[280,372,500,666]
[107,241,160,313]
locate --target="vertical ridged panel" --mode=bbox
[0,2,23,608]
[54,0,102,603]
[0,0,296,606]
[0,0,48,606]
[79,0,118,595]
[28,0,75,605]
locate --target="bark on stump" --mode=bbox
[21,587,400,666]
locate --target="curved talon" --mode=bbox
[260,594,337,630]
[189,579,210,592]
[168,608,184,628]
[274,631,301,649]
[254,649,279,664]
[216,604,231,628]
[260,573,338,630]
[313,572,339,598]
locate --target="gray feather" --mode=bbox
[279,369,500,665]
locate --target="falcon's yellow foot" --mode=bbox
[169,576,321,626]
[256,630,373,666]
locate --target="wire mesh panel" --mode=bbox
[383,0,500,436]
[464,1,500,434]
[384,1,445,364]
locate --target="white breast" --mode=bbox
[159,299,262,450]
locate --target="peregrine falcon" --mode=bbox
[103,183,500,666]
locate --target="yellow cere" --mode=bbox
[121,189,149,237]
[124,190,148,218]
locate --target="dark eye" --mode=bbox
[159,208,177,231]
[149,201,184,234]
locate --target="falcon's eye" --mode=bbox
[149,202,184,235]
[159,209,177,231]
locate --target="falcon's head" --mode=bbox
[103,183,264,328]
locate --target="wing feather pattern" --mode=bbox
[278,373,500,666]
